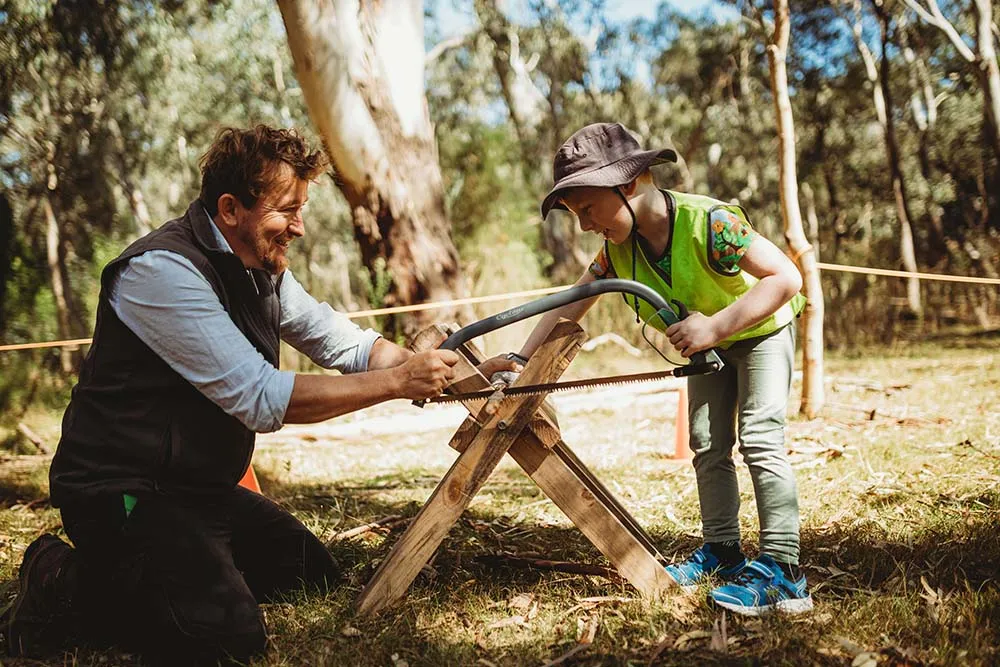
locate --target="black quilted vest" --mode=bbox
[49,201,281,505]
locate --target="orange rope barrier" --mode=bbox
[2,263,998,352]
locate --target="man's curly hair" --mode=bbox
[198,125,329,216]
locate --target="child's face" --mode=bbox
[560,186,634,245]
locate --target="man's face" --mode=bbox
[561,186,634,245]
[233,165,308,274]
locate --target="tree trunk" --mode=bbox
[900,27,957,268]
[874,6,922,317]
[972,0,1000,159]
[854,1,922,316]
[900,26,937,180]
[766,0,825,418]
[277,0,466,336]
[130,189,153,237]
[475,0,548,168]
[972,0,1000,222]
[902,0,1000,221]
[473,0,589,281]
[108,117,153,238]
[801,182,820,250]
[533,14,588,281]
[0,193,12,333]
[43,194,74,374]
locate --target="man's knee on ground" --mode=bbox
[137,585,267,663]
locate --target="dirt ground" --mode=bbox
[1,341,998,665]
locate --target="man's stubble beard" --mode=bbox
[240,222,287,275]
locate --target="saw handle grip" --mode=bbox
[675,361,722,377]
[660,301,722,372]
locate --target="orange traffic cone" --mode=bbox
[673,381,693,460]
[238,464,262,494]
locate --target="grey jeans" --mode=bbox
[686,323,800,564]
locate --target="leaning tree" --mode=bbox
[278,0,467,335]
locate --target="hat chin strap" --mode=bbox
[615,187,641,324]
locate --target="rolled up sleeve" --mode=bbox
[278,270,382,373]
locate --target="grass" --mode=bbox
[0,338,998,666]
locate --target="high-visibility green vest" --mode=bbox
[606,190,806,347]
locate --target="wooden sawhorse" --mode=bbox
[356,320,676,615]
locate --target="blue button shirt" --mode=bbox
[108,214,381,433]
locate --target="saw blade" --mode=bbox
[426,369,680,404]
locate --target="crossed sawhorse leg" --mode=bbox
[356,320,676,615]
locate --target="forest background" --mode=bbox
[2,0,999,419]
[2,3,999,665]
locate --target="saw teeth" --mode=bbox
[431,370,680,403]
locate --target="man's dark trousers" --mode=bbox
[60,486,338,664]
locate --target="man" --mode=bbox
[1,125,513,663]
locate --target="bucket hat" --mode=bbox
[540,122,677,218]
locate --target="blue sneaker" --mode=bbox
[664,544,748,590]
[710,555,813,616]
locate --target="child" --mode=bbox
[515,122,811,615]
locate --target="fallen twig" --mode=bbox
[541,614,599,667]
[957,438,1000,460]
[16,423,48,454]
[575,595,634,604]
[541,643,587,667]
[647,634,672,666]
[822,402,945,423]
[328,515,407,543]
[830,377,911,394]
[555,595,634,622]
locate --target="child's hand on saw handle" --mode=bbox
[665,299,722,358]
[482,352,527,388]
[395,350,460,400]
[476,353,524,383]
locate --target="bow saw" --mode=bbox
[416,278,725,406]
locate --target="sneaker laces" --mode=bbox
[730,562,772,586]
